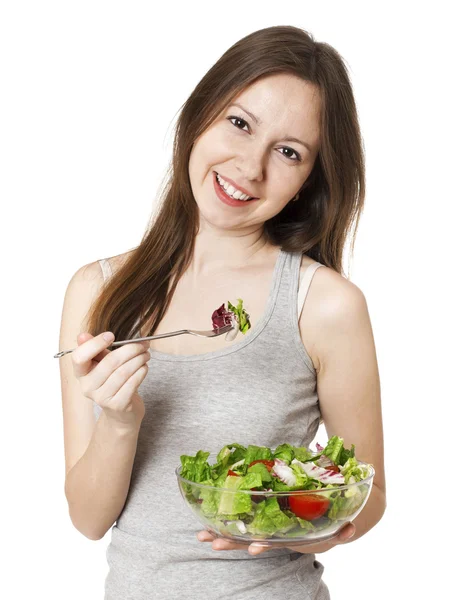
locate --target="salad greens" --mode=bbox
[212,299,251,341]
[179,437,373,540]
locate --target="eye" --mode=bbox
[226,116,302,163]
[227,115,250,132]
[278,147,302,163]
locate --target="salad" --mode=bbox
[212,299,251,341]
[179,436,373,540]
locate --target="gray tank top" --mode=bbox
[94,248,330,600]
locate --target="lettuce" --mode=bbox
[273,443,295,464]
[243,444,272,465]
[247,497,297,535]
[247,461,273,484]
[198,478,220,517]
[217,472,262,516]
[227,299,251,334]
[211,299,251,335]
[340,457,370,483]
[212,443,246,473]
[272,459,310,489]
[180,450,211,483]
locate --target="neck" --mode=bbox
[188,224,274,278]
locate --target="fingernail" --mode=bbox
[249,544,266,553]
[103,332,114,343]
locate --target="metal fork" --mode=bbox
[53,324,234,358]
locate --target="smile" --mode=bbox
[215,173,255,201]
[213,172,260,208]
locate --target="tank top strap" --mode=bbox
[297,261,324,318]
[98,258,113,282]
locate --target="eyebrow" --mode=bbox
[228,102,313,152]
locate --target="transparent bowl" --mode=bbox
[175,456,375,546]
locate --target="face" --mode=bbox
[188,72,321,233]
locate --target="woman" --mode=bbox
[59,25,386,599]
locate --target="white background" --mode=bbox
[1,1,450,598]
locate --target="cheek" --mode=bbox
[198,127,235,165]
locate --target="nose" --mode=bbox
[235,150,265,182]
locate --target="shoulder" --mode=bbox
[300,258,369,371]
[72,248,136,287]
[100,248,137,278]
[307,262,367,320]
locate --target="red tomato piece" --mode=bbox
[288,494,330,520]
[227,470,239,477]
[248,459,275,472]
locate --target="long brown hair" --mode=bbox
[86,25,366,342]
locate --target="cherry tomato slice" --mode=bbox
[248,459,275,472]
[227,470,239,477]
[288,494,330,520]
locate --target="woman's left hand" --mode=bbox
[197,522,356,556]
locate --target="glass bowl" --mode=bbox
[175,457,374,546]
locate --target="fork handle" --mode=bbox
[111,330,190,346]
[53,329,190,358]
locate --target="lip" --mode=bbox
[213,172,259,207]
[215,172,259,199]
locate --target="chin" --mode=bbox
[197,203,241,230]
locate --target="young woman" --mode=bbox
[59,25,386,600]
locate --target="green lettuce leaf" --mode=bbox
[340,457,368,483]
[273,443,295,464]
[217,474,260,516]
[247,497,297,535]
[198,478,220,517]
[228,299,251,334]
[247,462,273,484]
[323,436,344,464]
[212,443,246,473]
[293,446,313,462]
[180,450,211,483]
[243,445,272,465]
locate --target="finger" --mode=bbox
[81,338,149,392]
[72,332,117,377]
[248,542,272,555]
[77,332,111,363]
[197,531,215,542]
[197,531,250,552]
[87,347,150,405]
[211,538,271,555]
[337,522,356,542]
[211,538,250,552]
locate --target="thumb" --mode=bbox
[338,522,356,542]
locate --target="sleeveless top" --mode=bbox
[94,248,330,600]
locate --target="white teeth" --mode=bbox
[216,173,253,201]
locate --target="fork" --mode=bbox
[53,324,234,358]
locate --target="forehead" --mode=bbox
[228,73,321,141]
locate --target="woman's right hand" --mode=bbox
[71,331,151,430]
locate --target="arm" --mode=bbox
[60,262,145,541]
[197,269,386,555]
[65,411,142,540]
[296,271,387,551]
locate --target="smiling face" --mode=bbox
[188,72,321,232]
